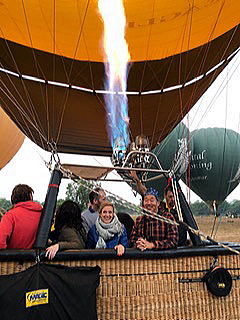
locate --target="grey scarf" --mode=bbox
[95,215,123,249]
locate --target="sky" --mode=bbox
[0,53,239,205]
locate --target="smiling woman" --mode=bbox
[86,201,128,256]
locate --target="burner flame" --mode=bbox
[98,0,130,151]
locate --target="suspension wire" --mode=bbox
[188,62,239,239]
[186,113,191,203]
[144,1,195,149]
[171,177,183,222]
[212,154,240,239]
[209,67,229,238]
[184,53,239,148]
[57,162,240,256]
[0,77,48,147]
[138,0,156,137]
[20,0,50,142]
[38,1,69,142]
[189,32,240,131]
[179,2,236,141]
[153,6,226,147]
[177,0,195,123]
[210,216,217,239]
[0,36,42,138]
[67,0,90,79]
[0,7,48,149]
[210,201,218,238]
[212,214,224,239]
[185,52,239,138]
[1,1,236,157]
[189,58,240,238]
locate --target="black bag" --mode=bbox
[0,263,100,320]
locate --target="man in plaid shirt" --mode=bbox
[130,188,178,250]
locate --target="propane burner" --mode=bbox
[112,137,127,166]
[112,135,151,168]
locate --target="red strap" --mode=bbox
[48,184,59,188]
[167,178,172,186]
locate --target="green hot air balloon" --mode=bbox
[184,127,240,209]
[144,122,192,200]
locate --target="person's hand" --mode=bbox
[114,244,125,256]
[45,243,59,260]
[136,238,155,251]
[130,170,139,181]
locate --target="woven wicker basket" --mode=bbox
[1,253,239,320]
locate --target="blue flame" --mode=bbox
[98,0,130,153]
[104,69,129,152]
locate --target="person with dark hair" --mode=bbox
[164,185,174,205]
[130,188,178,250]
[86,202,128,256]
[163,185,187,246]
[45,200,86,260]
[82,187,106,234]
[117,212,134,239]
[0,184,42,249]
[11,184,34,205]
[46,200,86,260]
[131,172,187,247]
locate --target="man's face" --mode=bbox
[94,190,106,210]
[143,194,159,213]
[166,191,175,209]
[98,190,106,205]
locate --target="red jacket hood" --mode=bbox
[13,201,42,212]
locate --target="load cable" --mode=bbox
[57,162,240,256]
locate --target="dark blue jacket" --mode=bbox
[86,224,128,249]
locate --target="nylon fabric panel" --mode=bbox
[0,107,24,169]
[0,0,239,62]
[0,61,227,156]
[0,25,239,92]
[0,263,100,320]
[185,128,240,206]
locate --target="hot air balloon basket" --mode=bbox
[1,252,240,320]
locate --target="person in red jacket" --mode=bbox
[0,184,42,249]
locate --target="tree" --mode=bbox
[228,200,240,216]
[218,200,230,215]
[56,199,65,208]
[107,194,141,215]
[190,200,210,216]
[0,198,12,211]
[65,179,141,215]
[66,179,100,211]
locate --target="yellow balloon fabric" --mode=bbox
[0,107,24,170]
[0,1,238,156]
[0,0,239,62]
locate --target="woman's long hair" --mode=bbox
[54,200,84,234]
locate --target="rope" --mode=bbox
[56,162,240,256]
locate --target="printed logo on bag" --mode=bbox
[26,289,49,308]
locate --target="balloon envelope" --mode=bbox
[0,107,25,170]
[183,127,240,207]
[0,1,239,155]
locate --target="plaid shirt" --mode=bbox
[130,210,178,250]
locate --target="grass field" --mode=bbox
[196,216,240,243]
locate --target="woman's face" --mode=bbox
[99,205,114,224]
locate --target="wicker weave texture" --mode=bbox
[0,255,240,320]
